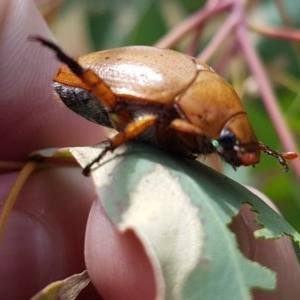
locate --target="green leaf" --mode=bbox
[71,142,300,299]
[29,147,73,159]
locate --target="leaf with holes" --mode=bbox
[71,142,300,300]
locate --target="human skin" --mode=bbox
[0,0,300,299]
[0,0,100,298]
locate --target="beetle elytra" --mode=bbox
[30,36,297,176]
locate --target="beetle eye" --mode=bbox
[218,128,237,151]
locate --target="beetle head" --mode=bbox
[211,114,297,171]
[212,128,261,168]
[211,114,260,167]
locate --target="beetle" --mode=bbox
[30,36,297,176]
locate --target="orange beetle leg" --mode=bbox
[170,118,203,135]
[29,36,116,109]
[83,115,158,175]
[258,142,298,172]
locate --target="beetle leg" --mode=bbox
[170,119,203,135]
[169,118,213,156]
[30,36,117,109]
[83,115,158,175]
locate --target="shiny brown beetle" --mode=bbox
[30,36,297,175]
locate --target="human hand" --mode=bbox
[0,0,101,298]
[1,1,299,299]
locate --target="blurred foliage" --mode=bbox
[46,0,300,230]
[58,0,201,48]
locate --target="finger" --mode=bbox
[85,199,156,300]
[0,167,96,298]
[0,0,105,161]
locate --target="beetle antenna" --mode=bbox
[258,142,298,172]
[28,35,84,76]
